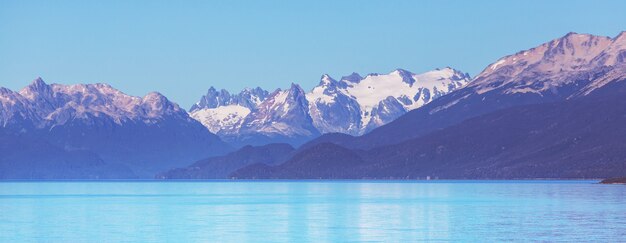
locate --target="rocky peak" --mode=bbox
[0,87,13,95]
[341,72,363,83]
[319,74,336,86]
[1,78,200,129]
[240,87,267,96]
[19,77,52,100]
[394,68,417,85]
[132,92,179,120]
[543,32,611,61]
[287,83,306,98]
[142,91,169,104]
[191,67,470,142]
[190,86,234,112]
[31,77,47,88]
[235,87,269,109]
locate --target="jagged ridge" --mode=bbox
[190,67,470,147]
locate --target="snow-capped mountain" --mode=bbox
[0,78,230,178]
[0,86,40,128]
[189,86,268,112]
[470,31,626,96]
[4,77,192,128]
[307,31,626,151]
[306,74,362,135]
[230,31,626,180]
[189,87,268,135]
[238,83,319,144]
[310,67,470,134]
[190,105,251,134]
[418,32,626,122]
[190,68,470,146]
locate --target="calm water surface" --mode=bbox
[0,180,624,242]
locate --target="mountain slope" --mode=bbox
[0,78,231,178]
[232,79,626,179]
[0,129,135,179]
[156,143,294,179]
[231,143,367,179]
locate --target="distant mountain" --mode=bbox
[306,32,626,150]
[308,68,469,134]
[189,86,268,136]
[235,84,320,146]
[156,143,294,179]
[6,31,624,180]
[190,68,470,147]
[232,31,626,179]
[0,78,231,179]
[230,143,366,179]
[189,86,269,113]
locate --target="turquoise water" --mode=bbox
[0,180,624,242]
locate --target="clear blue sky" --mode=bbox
[1,0,625,108]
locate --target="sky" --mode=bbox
[1,0,625,109]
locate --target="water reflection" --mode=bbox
[0,181,624,242]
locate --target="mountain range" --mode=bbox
[0,79,230,178]
[176,31,626,179]
[189,68,470,147]
[301,32,626,150]
[232,80,626,179]
[2,31,625,179]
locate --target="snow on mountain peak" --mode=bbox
[289,82,304,92]
[237,82,317,139]
[307,75,341,106]
[190,104,251,134]
[191,67,470,140]
[188,85,271,135]
[612,31,626,46]
[341,68,469,130]
[471,32,626,95]
[1,78,191,128]
[32,77,46,87]
[319,74,336,86]
[341,72,363,83]
[393,68,417,85]
[141,92,179,117]
[190,85,270,113]
[19,77,52,100]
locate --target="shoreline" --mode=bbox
[0,178,604,183]
[599,177,626,184]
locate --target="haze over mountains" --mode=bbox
[2,31,626,179]
[0,79,230,178]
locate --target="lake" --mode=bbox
[0,180,624,242]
